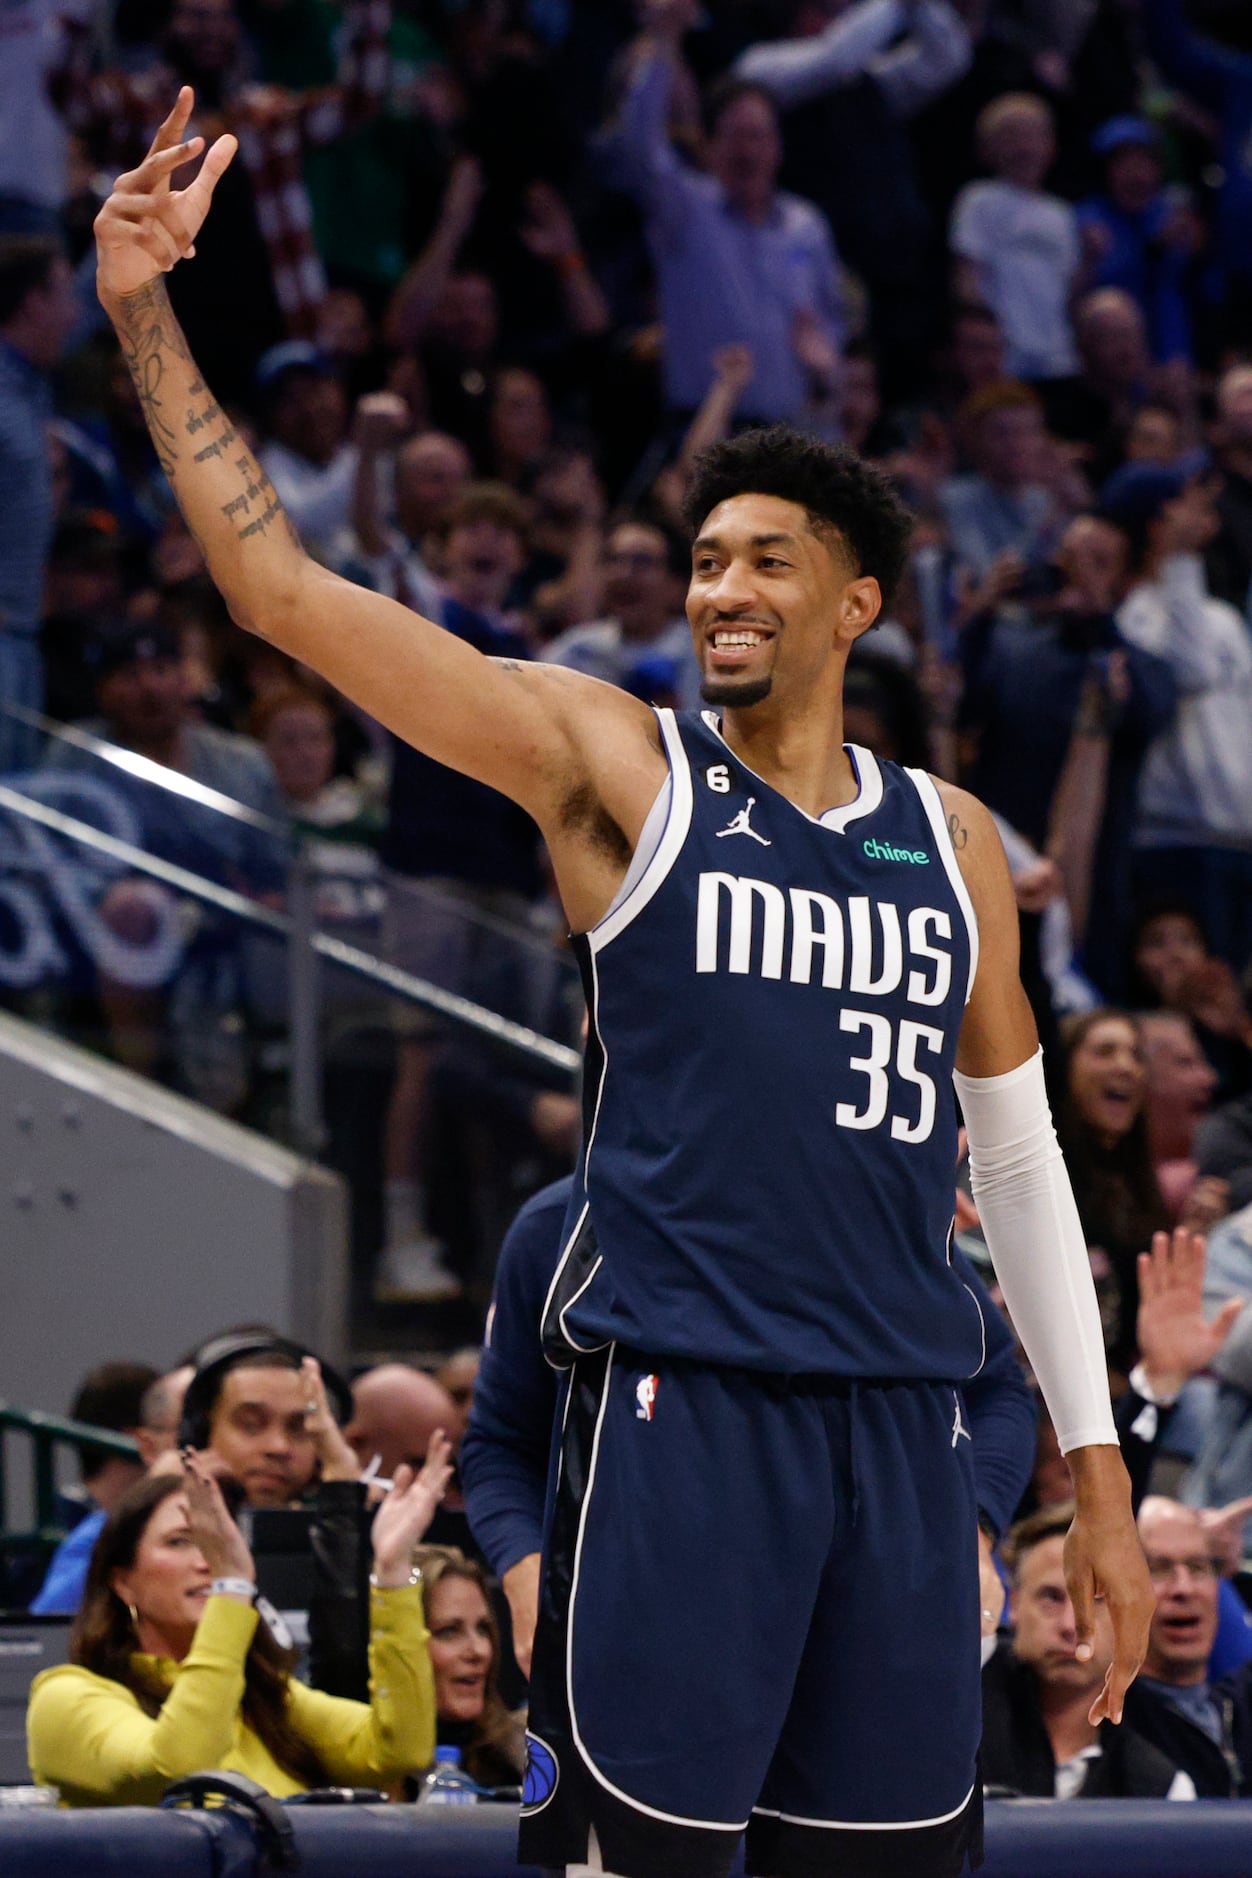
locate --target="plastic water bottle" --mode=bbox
[418,1745,479,1806]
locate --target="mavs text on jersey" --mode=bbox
[542,707,987,1382]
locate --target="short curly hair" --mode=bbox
[682,424,914,608]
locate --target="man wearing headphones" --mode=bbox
[177,1331,357,1509]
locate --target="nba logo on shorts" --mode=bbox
[635,1374,659,1422]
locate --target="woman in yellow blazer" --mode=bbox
[27,1440,451,1805]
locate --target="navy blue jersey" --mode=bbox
[544,708,987,1380]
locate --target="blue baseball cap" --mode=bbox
[1092,116,1159,157]
[1098,461,1187,528]
[255,339,333,390]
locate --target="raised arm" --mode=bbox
[93,92,664,920]
[942,782,1155,1724]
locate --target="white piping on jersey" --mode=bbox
[597,775,671,925]
[566,1344,751,1836]
[589,708,693,954]
[701,712,885,831]
[541,937,615,1370]
[904,768,980,1004]
[960,1281,987,1379]
[750,1781,976,1832]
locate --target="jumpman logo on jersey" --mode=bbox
[715,798,771,846]
[951,1395,972,1448]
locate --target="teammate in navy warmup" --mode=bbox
[94,100,1154,1878]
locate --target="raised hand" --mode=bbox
[181,1447,255,1584]
[94,87,237,303]
[370,1430,455,1586]
[1136,1225,1243,1399]
[300,1355,360,1483]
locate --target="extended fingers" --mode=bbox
[150,86,196,156]
[116,135,204,198]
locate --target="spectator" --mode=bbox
[1138,1011,1225,1227]
[343,412,471,619]
[1206,363,1252,613]
[981,1501,1196,1797]
[949,94,1080,385]
[176,1335,354,1509]
[1184,1200,1252,1511]
[1076,118,1197,366]
[39,619,288,1100]
[602,16,844,424]
[939,384,1056,580]
[28,1361,157,1616]
[413,1547,526,1788]
[1131,902,1252,1100]
[731,0,971,391]
[1109,465,1252,973]
[39,508,130,726]
[1141,0,1252,351]
[135,1366,195,1470]
[253,685,381,848]
[344,1364,458,1483]
[956,510,1175,995]
[433,1350,480,1449]
[486,367,553,491]
[55,0,393,394]
[1198,1096,1252,1219]
[377,484,542,1303]
[543,516,690,700]
[0,235,79,771]
[255,343,356,564]
[1121,1496,1252,1795]
[1055,1008,1168,1372]
[1125,404,1186,469]
[1055,289,1154,479]
[26,1448,447,1803]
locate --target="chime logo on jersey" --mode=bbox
[635,1374,659,1421]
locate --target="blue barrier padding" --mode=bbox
[0,1803,256,1878]
[1,1797,1251,1875]
[283,1802,544,1876]
[981,1798,1252,1876]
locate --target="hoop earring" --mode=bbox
[127,1603,139,1627]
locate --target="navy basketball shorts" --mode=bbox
[519,1346,983,1878]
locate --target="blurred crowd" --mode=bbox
[4,2,1252,1357]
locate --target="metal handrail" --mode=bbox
[0,701,289,837]
[0,1405,142,1548]
[0,784,580,1079]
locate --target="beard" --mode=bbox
[700,672,774,708]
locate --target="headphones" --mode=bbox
[178,1332,353,1450]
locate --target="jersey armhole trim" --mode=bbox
[904,768,980,1004]
[588,707,693,954]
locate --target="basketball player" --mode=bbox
[94,96,1154,1878]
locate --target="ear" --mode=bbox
[110,1567,135,1610]
[837,574,882,644]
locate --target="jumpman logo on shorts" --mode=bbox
[715,798,771,846]
[951,1395,972,1448]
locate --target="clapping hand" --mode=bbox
[181,1447,255,1586]
[370,1431,455,1587]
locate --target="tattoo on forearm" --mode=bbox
[948,811,968,851]
[114,277,300,554]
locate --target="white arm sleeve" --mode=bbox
[953,1047,1118,1455]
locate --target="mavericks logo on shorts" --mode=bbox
[635,1374,659,1421]
[522,1732,559,1812]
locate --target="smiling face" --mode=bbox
[1134,911,1207,1004]
[687,492,879,713]
[427,1573,495,1724]
[1067,1015,1145,1147]
[111,1491,211,1657]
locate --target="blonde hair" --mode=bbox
[977,92,1053,161]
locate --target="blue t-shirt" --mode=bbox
[29,1507,105,1615]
